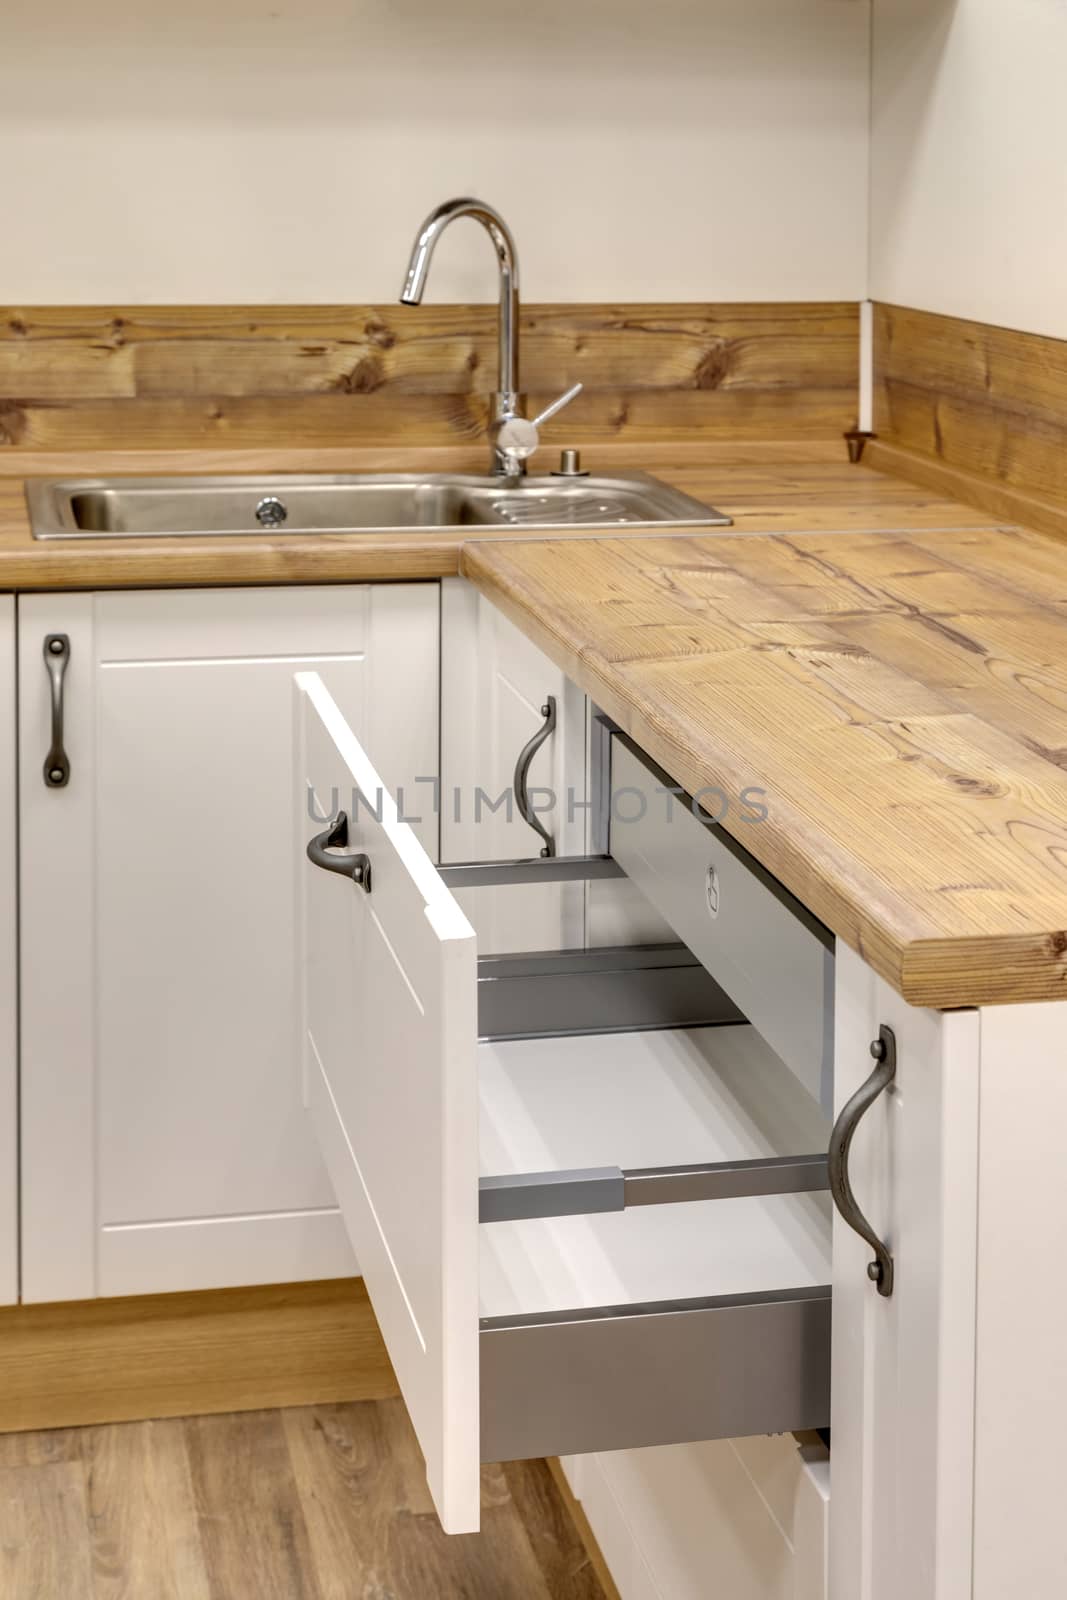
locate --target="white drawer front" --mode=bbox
[608,737,834,1112]
[294,672,480,1534]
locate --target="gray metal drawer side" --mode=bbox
[607,735,834,1113]
[480,1284,831,1462]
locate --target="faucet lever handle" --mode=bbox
[531,382,583,430]
[494,382,583,477]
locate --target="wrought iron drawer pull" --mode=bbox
[306,811,371,893]
[828,1023,897,1297]
[43,633,71,788]
[513,695,557,858]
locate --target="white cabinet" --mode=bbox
[560,1435,829,1600]
[968,1004,1067,1600]
[440,577,586,952]
[18,583,438,1303]
[831,953,1067,1600]
[830,942,980,1600]
[440,577,672,953]
[294,616,1067,1600]
[0,597,16,1306]
[12,570,1061,1594]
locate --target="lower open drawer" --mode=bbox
[479,1024,830,1461]
[295,672,831,1534]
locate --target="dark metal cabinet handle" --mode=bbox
[43,633,71,788]
[513,695,557,858]
[828,1023,897,1297]
[306,811,371,893]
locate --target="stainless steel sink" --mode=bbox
[26,473,731,540]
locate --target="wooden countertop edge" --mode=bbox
[459,542,1067,1012]
[898,936,1067,1010]
[0,523,762,592]
[0,537,462,590]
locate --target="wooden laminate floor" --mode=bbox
[0,1398,606,1599]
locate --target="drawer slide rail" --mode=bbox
[479,1152,829,1223]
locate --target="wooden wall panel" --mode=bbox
[868,303,1067,541]
[0,303,859,451]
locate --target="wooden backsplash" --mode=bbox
[0,304,859,452]
[868,303,1067,540]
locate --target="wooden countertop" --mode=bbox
[10,434,1061,1010]
[0,442,1001,590]
[461,522,1067,1011]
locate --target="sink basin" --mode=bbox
[26,472,731,539]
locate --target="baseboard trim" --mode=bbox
[548,1458,623,1600]
[0,1277,397,1433]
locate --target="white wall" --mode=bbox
[0,0,870,304]
[12,1,1067,330]
[871,0,1067,338]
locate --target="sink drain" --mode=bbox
[255,495,288,527]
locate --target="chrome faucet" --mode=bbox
[399,197,581,480]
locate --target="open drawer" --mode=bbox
[294,673,832,1534]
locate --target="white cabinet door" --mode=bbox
[19,583,438,1303]
[0,598,16,1304]
[830,942,980,1600]
[440,577,586,952]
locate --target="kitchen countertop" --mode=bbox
[462,521,1067,1011]
[8,434,1065,1011]
[0,441,1003,589]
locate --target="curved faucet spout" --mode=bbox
[399,197,520,422]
